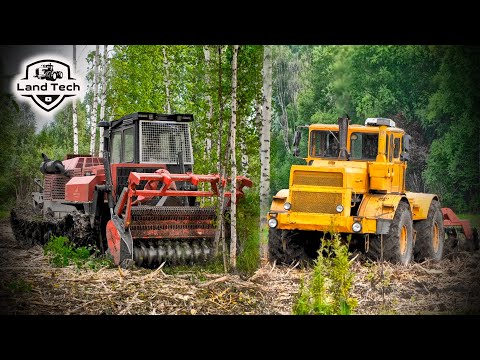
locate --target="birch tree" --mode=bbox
[203,45,213,160]
[260,45,272,260]
[89,45,99,155]
[99,45,108,157]
[213,46,227,269]
[72,45,79,154]
[229,45,239,270]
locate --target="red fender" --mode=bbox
[106,219,121,265]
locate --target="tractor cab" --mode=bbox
[98,112,195,200]
[99,112,194,167]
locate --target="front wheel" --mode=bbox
[368,201,413,265]
[268,228,309,265]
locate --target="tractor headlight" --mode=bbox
[352,222,362,233]
[336,204,344,213]
[268,218,278,228]
[284,202,291,210]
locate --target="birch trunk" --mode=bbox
[99,45,108,157]
[203,45,213,161]
[240,138,248,177]
[229,45,239,270]
[259,45,272,260]
[89,45,100,155]
[163,46,171,113]
[72,45,78,154]
[213,46,226,270]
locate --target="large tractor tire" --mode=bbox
[268,228,309,265]
[414,200,444,261]
[368,201,413,265]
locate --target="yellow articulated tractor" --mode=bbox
[267,116,443,266]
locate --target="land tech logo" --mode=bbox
[13,57,82,113]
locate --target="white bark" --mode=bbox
[240,138,248,177]
[89,45,100,155]
[229,45,239,270]
[163,46,171,113]
[99,45,108,157]
[215,47,224,173]
[213,46,226,268]
[203,45,213,161]
[260,45,272,260]
[72,45,79,154]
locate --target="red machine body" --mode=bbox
[442,207,474,240]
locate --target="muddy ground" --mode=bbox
[1,217,479,315]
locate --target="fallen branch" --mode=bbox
[198,275,228,288]
[413,263,443,275]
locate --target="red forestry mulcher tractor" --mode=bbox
[11,112,252,268]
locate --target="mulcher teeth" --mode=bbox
[133,239,214,267]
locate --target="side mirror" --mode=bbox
[293,130,301,157]
[400,134,411,161]
[97,120,110,129]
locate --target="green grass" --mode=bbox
[457,214,480,229]
[162,259,225,281]
[0,209,10,220]
[44,236,113,270]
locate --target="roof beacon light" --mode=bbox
[365,118,396,127]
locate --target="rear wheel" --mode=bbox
[414,200,444,261]
[368,201,413,265]
[268,228,309,265]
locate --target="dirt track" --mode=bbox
[1,217,479,315]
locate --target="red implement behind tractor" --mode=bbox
[10,112,252,268]
[442,208,479,251]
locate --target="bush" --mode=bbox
[44,235,112,270]
[293,233,357,315]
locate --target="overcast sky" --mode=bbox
[0,45,98,130]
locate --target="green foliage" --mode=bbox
[292,233,357,315]
[44,236,112,270]
[236,188,260,275]
[0,96,38,207]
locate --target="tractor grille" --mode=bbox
[43,174,69,200]
[115,166,163,200]
[293,171,343,187]
[291,191,342,214]
[139,121,193,164]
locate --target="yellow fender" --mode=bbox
[358,193,407,220]
[405,191,439,221]
[270,189,289,212]
[358,192,438,234]
[358,193,408,234]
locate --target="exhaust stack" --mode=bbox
[338,116,349,160]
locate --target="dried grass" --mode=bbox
[1,219,479,315]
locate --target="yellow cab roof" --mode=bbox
[309,123,405,134]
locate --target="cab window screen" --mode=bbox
[124,127,134,163]
[111,131,122,164]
